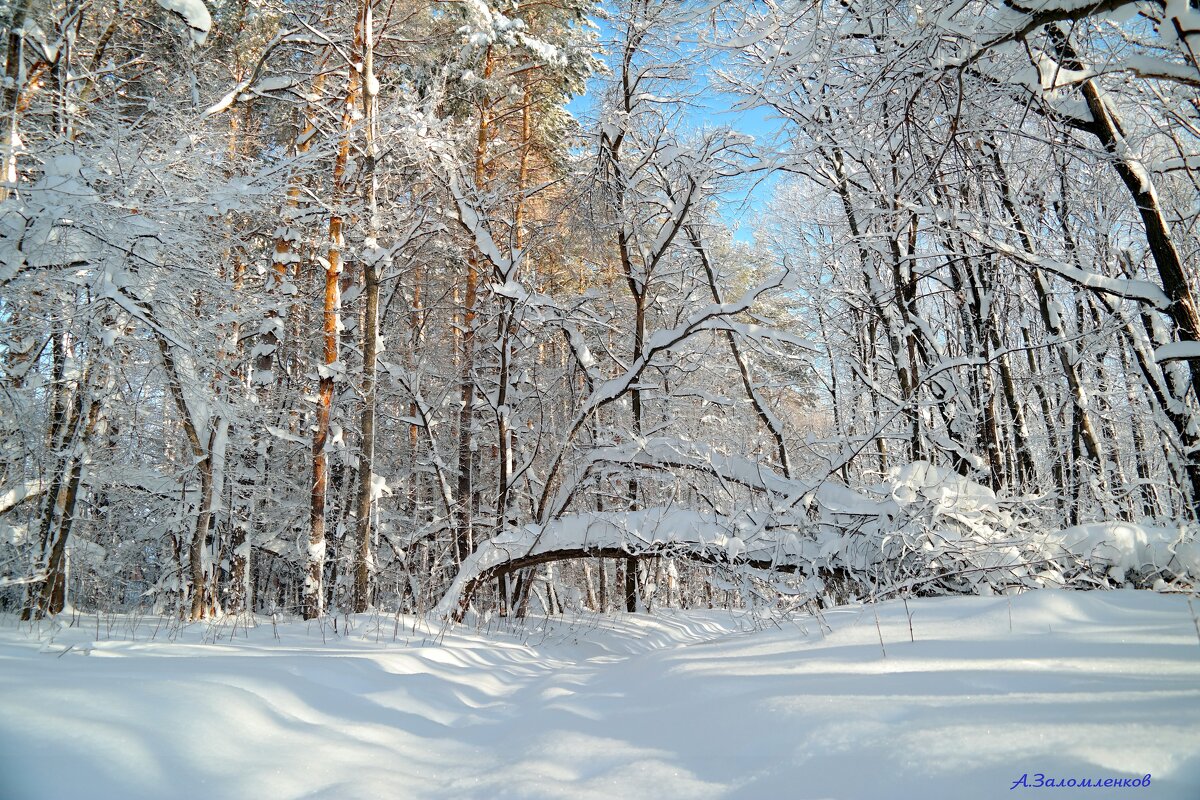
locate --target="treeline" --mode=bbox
[1,0,1197,622]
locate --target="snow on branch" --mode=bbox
[955,224,1171,309]
[533,268,796,520]
[156,0,212,46]
[448,173,515,280]
[202,32,312,117]
[0,480,45,515]
[437,457,1200,622]
[434,507,814,621]
[1045,522,1200,583]
[584,271,797,414]
[1155,341,1200,363]
[579,437,799,503]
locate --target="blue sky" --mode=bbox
[563,15,785,245]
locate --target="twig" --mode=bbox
[874,608,887,659]
[1187,599,1200,648]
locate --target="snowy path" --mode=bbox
[2,591,1199,799]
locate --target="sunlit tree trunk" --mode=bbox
[306,18,363,620]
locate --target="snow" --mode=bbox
[155,0,212,45]
[723,18,782,49]
[1155,341,1200,362]
[565,325,599,376]
[1165,0,1200,44]
[520,34,566,67]
[1045,523,1200,580]
[0,571,44,588]
[1123,54,1200,85]
[265,425,306,445]
[435,509,765,616]
[0,479,44,515]
[888,461,1000,517]
[252,76,296,95]
[369,472,392,502]
[449,175,513,278]
[490,280,527,300]
[1,591,1198,798]
[443,455,1199,617]
[0,151,96,275]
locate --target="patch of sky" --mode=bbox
[564,9,786,246]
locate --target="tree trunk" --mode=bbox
[1046,28,1200,448]
[1,0,33,201]
[190,424,218,620]
[352,0,379,614]
[455,46,494,566]
[306,20,363,620]
[25,383,98,620]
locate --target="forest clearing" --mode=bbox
[3,0,1200,795]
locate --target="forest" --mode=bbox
[3,0,1200,624]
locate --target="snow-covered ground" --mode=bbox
[1,591,1198,799]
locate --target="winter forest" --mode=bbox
[5,0,1200,622]
[2,0,1200,795]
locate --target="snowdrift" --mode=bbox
[2,591,1198,799]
